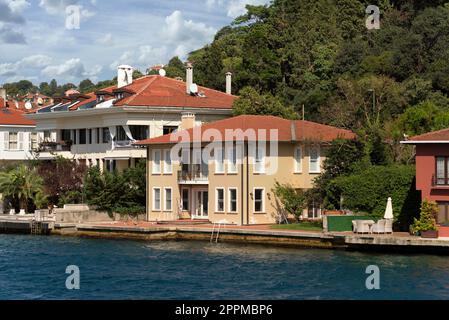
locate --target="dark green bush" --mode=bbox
[326,165,420,230]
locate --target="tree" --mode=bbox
[0,165,45,213]
[165,56,186,79]
[412,200,438,232]
[233,86,298,119]
[272,182,306,221]
[78,79,95,93]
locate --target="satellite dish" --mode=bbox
[159,69,166,77]
[189,83,198,94]
[37,97,43,105]
[25,101,32,110]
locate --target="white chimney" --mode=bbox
[225,72,232,95]
[117,65,134,88]
[180,112,196,130]
[186,62,193,95]
[0,87,5,108]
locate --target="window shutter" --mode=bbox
[4,132,9,150]
[18,132,24,150]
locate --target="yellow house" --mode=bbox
[136,115,355,225]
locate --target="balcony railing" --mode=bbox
[177,165,209,184]
[432,175,449,187]
[36,141,72,152]
[114,140,134,148]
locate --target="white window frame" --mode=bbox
[152,187,161,211]
[253,187,265,213]
[309,146,321,174]
[163,149,172,174]
[164,187,172,212]
[227,145,238,174]
[152,149,161,174]
[254,144,266,174]
[294,146,302,173]
[215,146,225,174]
[215,187,225,213]
[228,188,238,213]
[8,132,18,151]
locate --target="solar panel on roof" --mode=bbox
[78,100,97,110]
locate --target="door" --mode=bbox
[194,190,208,218]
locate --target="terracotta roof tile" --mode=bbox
[135,115,355,145]
[406,128,449,142]
[0,106,35,126]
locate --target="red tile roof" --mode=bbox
[135,115,355,145]
[113,75,236,109]
[0,106,35,126]
[405,128,449,142]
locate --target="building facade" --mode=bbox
[25,66,236,171]
[402,129,449,224]
[137,115,355,225]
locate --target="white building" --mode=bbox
[0,88,53,163]
[26,65,237,171]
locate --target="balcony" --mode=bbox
[432,175,449,189]
[177,165,209,184]
[36,141,72,152]
[114,140,134,148]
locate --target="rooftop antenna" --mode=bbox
[189,83,198,95]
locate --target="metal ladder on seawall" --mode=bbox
[30,221,42,235]
[210,223,222,243]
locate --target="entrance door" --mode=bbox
[194,190,208,218]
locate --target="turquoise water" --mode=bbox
[0,234,448,300]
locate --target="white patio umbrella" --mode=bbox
[384,197,394,220]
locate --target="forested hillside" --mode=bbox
[186,0,449,164]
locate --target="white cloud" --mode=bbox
[6,0,30,13]
[97,33,113,46]
[42,58,102,80]
[163,10,216,57]
[205,0,269,18]
[0,55,52,77]
[39,0,96,19]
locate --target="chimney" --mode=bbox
[0,87,6,108]
[225,72,232,95]
[117,65,134,88]
[186,62,193,94]
[180,112,196,130]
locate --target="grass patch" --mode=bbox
[271,221,323,231]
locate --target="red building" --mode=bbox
[403,129,449,224]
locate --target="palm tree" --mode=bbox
[0,165,45,213]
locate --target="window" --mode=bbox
[215,147,224,174]
[130,125,149,140]
[116,126,129,141]
[254,144,265,173]
[436,156,449,185]
[163,126,178,135]
[227,145,238,173]
[102,127,110,143]
[164,188,172,211]
[254,188,265,213]
[309,147,320,173]
[228,188,238,213]
[216,188,225,212]
[153,150,161,174]
[44,130,52,141]
[79,129,87,145]
[96,128,100,144]
[294,147,302,173]
[182,189,190,211]
[88,129,92,144]
[30,132,38,150]
[153,188,161,211]
[9,132,18,150]
[61,129,71,142]
[163,149,172,174]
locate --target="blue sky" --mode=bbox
[0,0,269,86]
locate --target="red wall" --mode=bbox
[416,144,449,202]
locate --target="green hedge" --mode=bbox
[326,165,421,231]
[327,215,378,232]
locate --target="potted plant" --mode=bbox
[412,200,439,238]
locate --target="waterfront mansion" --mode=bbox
[137,115,355,225]
[25,65,236,171]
